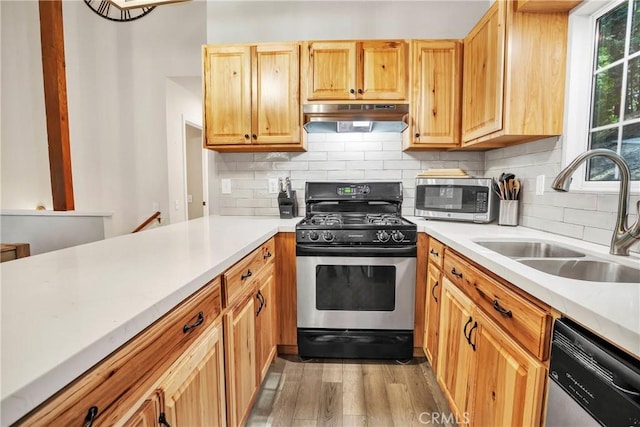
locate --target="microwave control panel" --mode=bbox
[475,191,488,213]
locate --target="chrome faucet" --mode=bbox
[552,148,640,256]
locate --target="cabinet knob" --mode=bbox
[357,89,363,94]
[350,89,355,94]
[252,134,257,139]
[415,133,420,138]
[244,134,250,139]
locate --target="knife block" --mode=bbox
[278,191,298,219]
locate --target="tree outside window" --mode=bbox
[589,0,640,181]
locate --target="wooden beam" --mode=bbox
[39,0,74,210]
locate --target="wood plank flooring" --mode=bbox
[246,356,453,427]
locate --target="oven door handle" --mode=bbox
[296,244,417,257]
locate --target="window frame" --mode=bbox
[563,0,640,194]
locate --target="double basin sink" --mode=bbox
[474,240,640,283]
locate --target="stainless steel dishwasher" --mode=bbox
[545,318,640,426]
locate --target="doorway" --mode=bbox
[184,123,208,220]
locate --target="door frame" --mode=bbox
[181,117,209,218]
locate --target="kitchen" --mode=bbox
[2,0,640,426]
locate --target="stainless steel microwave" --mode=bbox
[414,177,498,223]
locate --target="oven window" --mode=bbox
[315,265,396,311]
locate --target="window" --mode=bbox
[564,0,640,193]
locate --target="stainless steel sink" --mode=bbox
[518,259,640,283]
[474,240,586,258]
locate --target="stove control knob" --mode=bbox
[322,231,335,242]
[308,231,319,241]
[377,230,390,242]
[392,231,405,242]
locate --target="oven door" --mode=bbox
[296,245,416,330]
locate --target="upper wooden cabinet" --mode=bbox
[203,43,304,152]
[302,40,408,101]
[461,0,569,148]
[406,40,462,150]
[516,0,583,13]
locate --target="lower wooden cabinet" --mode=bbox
[255,265,277,382]
[437,278,546,426]
[423,261,443,370]
[224,293,258,427]
[160,321,227,427]
[123,321,227,427]
[468,310,546,427]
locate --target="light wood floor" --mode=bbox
[246,356,453,427]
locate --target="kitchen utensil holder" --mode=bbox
[278,190,298,219]
[498,200,519,226]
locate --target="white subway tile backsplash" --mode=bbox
[309,161,347,170]
[328,170,366,180]
[212,133,630,253]
[364,169,402,179]
[344,141,383,151]
[348,160,382,170]
[384,160,421,170]
[307,141,345,152]
[328,152,365,161]
[563,208,616,230]
[366,151,403,160]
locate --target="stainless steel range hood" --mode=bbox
[303,104,409,133]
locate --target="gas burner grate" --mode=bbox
[366,214,402,225]
[309,213,343,226]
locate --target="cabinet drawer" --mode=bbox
[224,238,275,307]
[16,278,223,426]
[443,249,472,290]
[428,237,445,269]
[465,265,551,360]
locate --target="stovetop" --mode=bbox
[296,181,417,246]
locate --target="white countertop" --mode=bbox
[1,215,638,426]
[0,216,298,427]
[410,217,640,360]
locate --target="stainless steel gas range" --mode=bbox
[296,182,417,360]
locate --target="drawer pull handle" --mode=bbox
[241,269,253,281]
[429,248,439,257]
[431,281,439,302]
[463,316,473,344]
[492,300,513,318]
[263,251,272,260]
[158,412,171,427]
[183,311,204,333]
[256,290,265,316]
[468,321,478,351]
[451,268,463,279]
[84,406,98,427]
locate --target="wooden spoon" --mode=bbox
[514,179,521,200]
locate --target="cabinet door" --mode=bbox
[436,277,475,423]
[122,392,162,427]
[461,2,505,142]
[468,310,546,427]
[255,267,277,382]
[305,41,357,100]
[411,40,461,147]
[359,40,408,100]
[423,263,442,370]
[224,295,257,427]
[204,45,252,146]
[161,322,226,427]
[252,44,300,145]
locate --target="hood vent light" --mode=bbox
[303,104,409,133]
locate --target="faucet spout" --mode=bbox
[552,148,638,256]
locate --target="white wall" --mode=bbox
[165,78,204,224]
[1,0,207,236]
[206,1,491,42]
